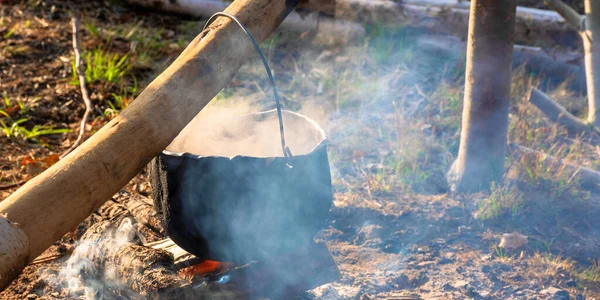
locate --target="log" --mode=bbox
[123,195,166,236]
[74,218,242,299]
[127,0,365,40]
[128,0,580,47]
[0,216,29,290]
[509,143,600,191]
[152,238,341,299]
[0,0,299,291]
[307,0,580,47]
[415,34,586,94]
[528,88,595,135]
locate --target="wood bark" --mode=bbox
[77,218,242,299]
[226,241,340,299]
[446,0,516,193]
[528,88,595,135]
[0,0,298,291]
[584,0,600,125]
[153,238,340,299]
[0,215,29,290]
[124,195,166,236]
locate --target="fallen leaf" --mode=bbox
[41,154,60,168]
[499,232,528,250]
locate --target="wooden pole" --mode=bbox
[0,0,298,290]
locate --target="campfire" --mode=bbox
[51,194,339,299]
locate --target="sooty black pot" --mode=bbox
[150,110,333,263]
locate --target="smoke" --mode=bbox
[57,218,137,299]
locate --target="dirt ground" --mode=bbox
[1,0,600,299]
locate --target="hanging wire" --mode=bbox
[202,12,292,158]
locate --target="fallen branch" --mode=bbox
[61,16,93,159]
[312,0,578,46]
[416,34,586,93]
[540,0,600,126]
[126,0,365,40]
[128,0,579,47]
[509,143,600,191]
[528,88,595,135]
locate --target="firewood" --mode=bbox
[123,195,166,236]
[0,0,300,291]
[225,241,341,299]
[0,215,29,290]
[77,218,243,299]
[149,238,341,299]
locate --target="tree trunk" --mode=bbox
[446,0,516,193]
[0,0,298,291]
[584,0,600,125]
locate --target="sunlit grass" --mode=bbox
[71,48,131,86]
[476,183,524,221]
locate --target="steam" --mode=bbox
[166,101,326,158]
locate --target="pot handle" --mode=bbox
[202,12,292,158]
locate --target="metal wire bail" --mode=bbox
[202,12,292,158]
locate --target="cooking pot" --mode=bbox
[150,109,333,263]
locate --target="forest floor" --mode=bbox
[1,1,600,299]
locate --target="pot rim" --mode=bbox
[162,109,327,159]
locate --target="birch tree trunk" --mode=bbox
[584,0,600,126]
[446,0,516,193]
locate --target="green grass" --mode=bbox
[3,28,16,39]
[0,118,70,141]
[0,93,68,141]
[129,28,166,68]
[476,183,524,221]
[579,261,600,282]
[492,244,512,261]
[365,24,413,64]
[0,93,27,118]
[71,48,131,86]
